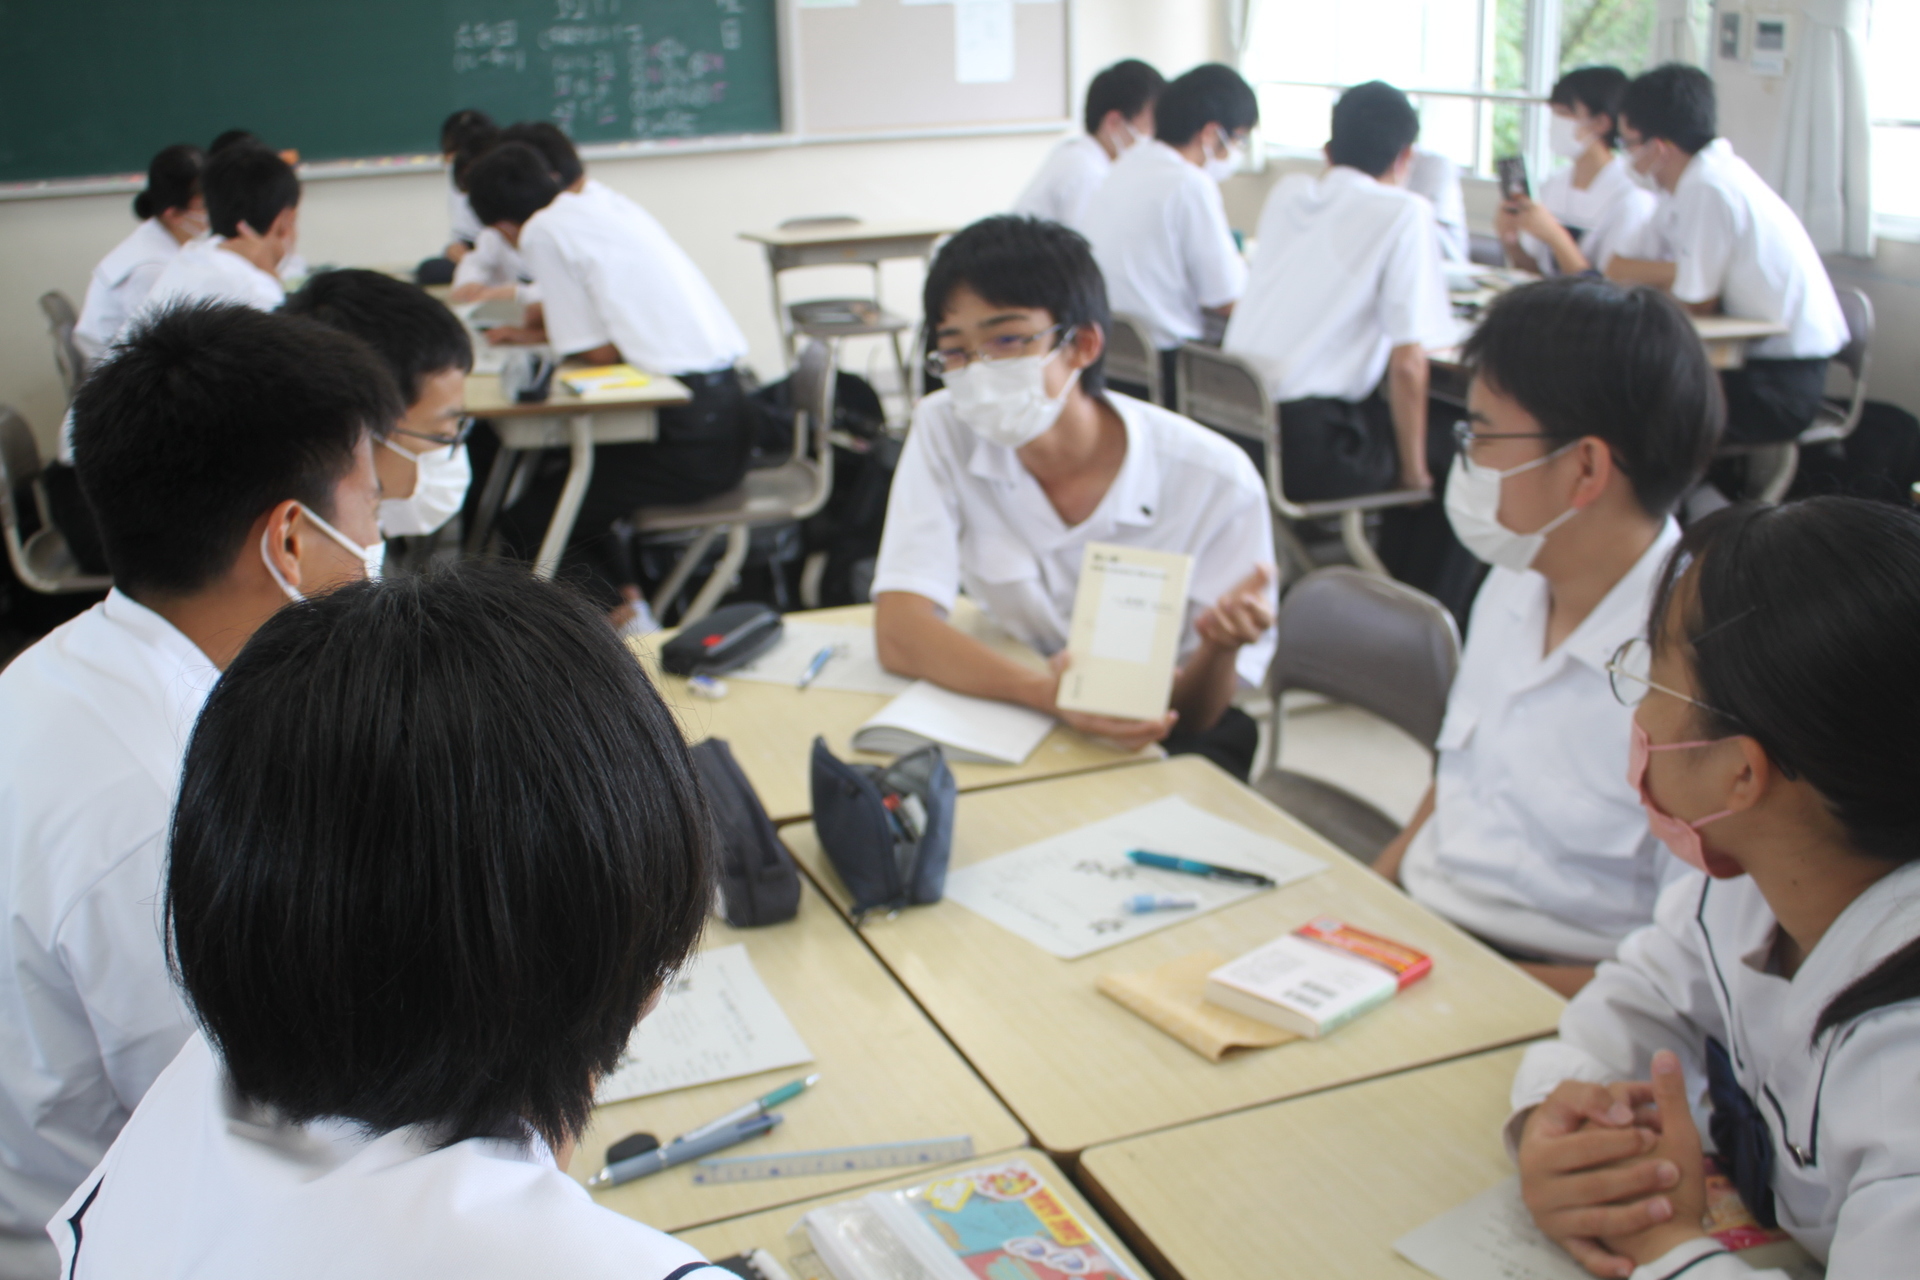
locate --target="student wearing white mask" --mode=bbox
[283,269,476,541]
[1081,63,1255,404]
[1509,497,1920,1280]
[123,147,299,336]
[873,217,1277,778]
[0,303,396,1278]
[1374,279,1721,998]
[1012,59,1165,230]
[1496,66,1657,278]
[73,144,208,364]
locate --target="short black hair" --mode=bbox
[1153,63,1258,147]
[202,145,300,239]
[1551,65,1631,149]
[1084,60,1166,135]
[133,143,204,221]
[1328,80,1420,176]
[1461,276,1721,518]
[209,129,263,155]
[440,107,497,155]
[465,142,563,227]
[70,304,401,596]
[284,269,474,407]
[500,120,584,187]
[924,215,1110,399]
[1620,63,1716,154]
[167,562,714,1152]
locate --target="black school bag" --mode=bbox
[691,738,801,927]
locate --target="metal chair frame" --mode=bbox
[1103,312,1161,406]
[39,291,89,405]
[0,406,112,594]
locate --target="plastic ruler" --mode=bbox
[690,1135,976,1183]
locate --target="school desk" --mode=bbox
[573,876,1026,1234]
[675,1149,1149,1280]
[1432,311,1790,381]
[462,371,689,577]
[630,601,1158,825]
[1077,1045,1530,1280]
[781,755,1565,1154]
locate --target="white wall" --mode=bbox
[0,0,1233,454]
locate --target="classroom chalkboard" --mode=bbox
[0,0,781,186]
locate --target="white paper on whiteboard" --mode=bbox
[954,0,1014,84]
[943,796,1327,958]
[595,943,813,1105]
[1089,562,1167,663]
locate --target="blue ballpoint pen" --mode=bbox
[796,646,835,690]
[588,1113,781,1188]
[1127,849,1276,888]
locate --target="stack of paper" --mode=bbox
[724,623,914,697]
[851,681,1054,765]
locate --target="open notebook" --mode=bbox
[850,681,1054,765]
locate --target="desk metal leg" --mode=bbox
[465,442,518,557]
[534,414,595,580]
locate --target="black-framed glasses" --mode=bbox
[392,416,475,450]
[1451,421,1556,452]
[924,324,1072,380]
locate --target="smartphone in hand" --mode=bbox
[1497,155,1530,201]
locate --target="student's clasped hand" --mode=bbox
[1517,1050,1708,1278]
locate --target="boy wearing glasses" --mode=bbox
[872,216,1276,779]
[283,269,475,539]
[1373,278,1721,997]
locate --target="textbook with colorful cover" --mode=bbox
[796,1158,1139,1280]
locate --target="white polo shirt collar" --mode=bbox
[961,394,1162,547]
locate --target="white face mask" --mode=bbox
[1548,114,1586,160]
[946,341,1078,450]
[1204,132,1242,183]
[1623,145,1662,192]
[378,436,471,537]
[1443,446,1579,573]
[260,501,385,603]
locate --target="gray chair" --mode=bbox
[771,215,914,401]
[1175,344,1429,581]
[1743,287,1875,503]
[0,407,112,594]
[632,340,837,625]
[1253,567,1459,864]
[40,291,89,404]
[1104,312,1160,405]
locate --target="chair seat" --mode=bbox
[788,299,913,338]
[20,527,109,592]
[1797,401,1852,447]
[1251,768,1402,865]
[632,460,823,533]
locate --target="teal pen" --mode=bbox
[673,1073,820,1147]
[1127,849,1276,888]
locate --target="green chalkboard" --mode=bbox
[0,0,781,186]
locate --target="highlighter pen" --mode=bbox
[1124,893,1201,914]
[796,646,835,690]
[1126,850,1277,888]
[673,1074,820,1148]
[588,1113,781,1188]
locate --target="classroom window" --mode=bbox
[1244,0,1701,179]
[1868,0,1920,237]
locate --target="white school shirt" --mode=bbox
[1081,141,1246,350]
[447,173,483,246]
[1011,134,1112,229]
[1652,139,1847,361]
[1400,521,1681,964]
[518,184,748,374]
[122,237,285,338]
[1407,148,1469,263]
[451,227,539,304]
[1223,166,1457,405]
[872,389,1278,688]
[0,591,212,1278]
[53,1035,733,1280]
[1518,154,1658,277]
[72,219,184,362]
[1508,861,1920,1280]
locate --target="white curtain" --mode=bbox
[1771,0,1874,257]
[1225,0,1257,59]
[1652,0,1700,65]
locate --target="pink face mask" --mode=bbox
[1628,720,1734,872]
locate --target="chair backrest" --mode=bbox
[1269,566,1461,749]
[1104,312,1160,404]
[789,338,838,462]
[0,407,45,564]
[39,290,88,401]
[1174,343,1301,517]
[1835,286,1874,389]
